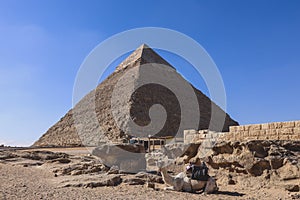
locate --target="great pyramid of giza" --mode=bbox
[33,44,238,147]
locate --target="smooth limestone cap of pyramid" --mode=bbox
[116,44,175,72]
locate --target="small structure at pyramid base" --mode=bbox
[33,44,238,148]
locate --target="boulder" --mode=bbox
[277,161,300,180]
[92,143,146,173]
[62,174,122,188]
[285,184,300,192]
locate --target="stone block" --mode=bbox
[184,129,197,144]
[243,125,251,131]
[273,122,283,129]
[250,130,260,136]
[258,130,266,138]
[249,124,262,131]
[268,129,278,136]
[282,121,295,128]
[289,135,300,140]
[261,123,269,130]
[242,130,248,137]
[238,126,245,131]
[293,128,300,134]
[281,128,293,135]
[229,126,239,132]
[279,135,290,140]
[246,136,256,141]
[295,121,300,127]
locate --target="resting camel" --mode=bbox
[156,161,218,194]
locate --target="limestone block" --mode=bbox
[282,121,295,128]
[250,130,260,136]
[295,121,300,127]
[281,128,293,135]
[266,129,277,136]
[243,130,250,137]
[273,122,283,129]
[229,126,239,132]
[249,124,262,131]
[289,135,300,140]
[293,128,300,134]
[257,130,266,139]
[243,125,251,131]
[237,126,245,131]
[261,123,269,130]
[279,135,290,140]
[184,130,197,144]
[246,136,256,141]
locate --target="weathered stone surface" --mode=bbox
[62,174,122,188]
[33,44,238,147]
[248,159,271,176]
[221,120,300,142]
[53,162,106,176]
[185,140,300,181]
[212,141,234,155]
[92,144,146,173]
[122,176,145,185]
[277,161,300,180]
[285,184,300,192]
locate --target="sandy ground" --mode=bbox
[0,148,298,200]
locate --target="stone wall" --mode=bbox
[224,120,300,141]
[184,129,222,144]
[184,120,300,143]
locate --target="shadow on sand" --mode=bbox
[214,190,245,197]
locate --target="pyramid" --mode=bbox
[33,44,238,147]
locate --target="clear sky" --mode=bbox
[0,0,300,146]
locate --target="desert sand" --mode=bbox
[0,147,299,200]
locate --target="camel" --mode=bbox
[156,161,218,194]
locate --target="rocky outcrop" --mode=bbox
[92,143,146,173]
[203,141,300,177]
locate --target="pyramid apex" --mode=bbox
[139,43,150,49]
[116,44,175,71]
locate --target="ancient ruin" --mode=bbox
[33,44,238,147]
[184,120,300,144]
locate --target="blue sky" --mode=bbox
[0,0,300,146]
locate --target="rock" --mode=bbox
[246,141,268,158]
[62,174,122,188]
[0,151,17,160]
[146,182,155,189]
[122,176,145,185]
[19,151,69,161]
[54,162,106,176]
[248,159,271,176]
[212,141,234,155]
[107,165,119,174]
[282,141,300,152]
[92,144,146,173]
[86,175,121,187]
[277,161,300,180]
[160,143,186,159]
[228,174,236,185]
[285,184,300,192]
[269,156,284,169]
[47,158,71,164]
[134,172,163,183]
[291,193,300,199]
[228,179,236,185]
